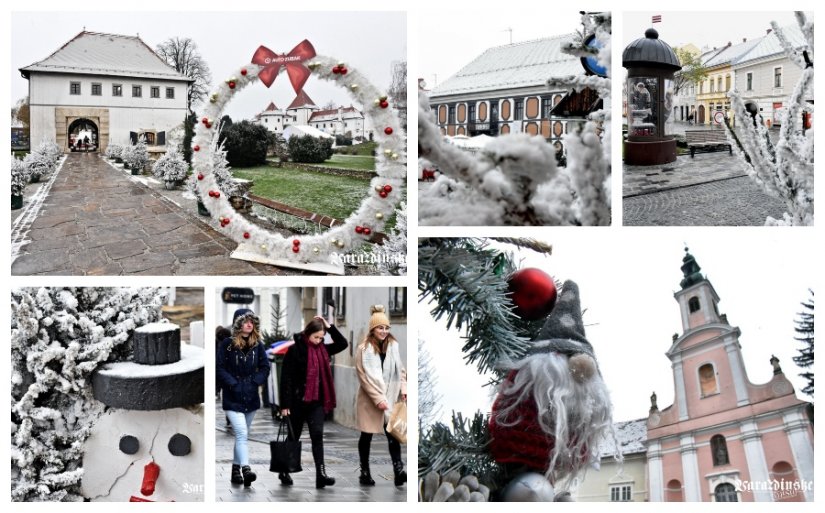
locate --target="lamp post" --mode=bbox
[623,28,682,165]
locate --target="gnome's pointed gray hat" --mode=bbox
[528,280,595,359]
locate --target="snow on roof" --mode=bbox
[97,344,203,378]
[287,90,318,110]
[20,31,193,82]
[597,418,647,457]
[733,24,807,66]
[135,322,179,334]
[308,106,362,122]
[430,34,582,98]
[702,38,763,68]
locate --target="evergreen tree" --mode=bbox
[792,290,814,398]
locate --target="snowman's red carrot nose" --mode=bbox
[140,461,160,496]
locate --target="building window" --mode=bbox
[725,75,731,91]
[113,84,123,97]
[774,67,783,88]
[688,296,701,313]
[515,99,524,120]
[711,435,730,466]
[70,82,81,95]
[710,80,715,93]
[665,480,684,502]
[714,483,738,502]
[166,87,175,99]
[448,105,455,124]
[388,288,406,318]
[746,73,753,91]
[543,98,554,118]
[699,363,718,397]
[468,103,476,122]
[699,82,704,94]
[132,85,142,97]
[610,485,632,502]
[150,86,160,98]
[717,77,722,92]
[91,83,102,96]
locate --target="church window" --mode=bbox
[166,87,175,99]
[70,82,81,95]
[151,86,160,98]
[689,296,701,313]
[710,435,730,466]
[714,483,738,502]
[132,85,142,97]
[91,83,101,96]
[699,363,718,397]
[112,84,122,97]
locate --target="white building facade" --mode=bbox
[20,31,191,152]
[255,89,371,141]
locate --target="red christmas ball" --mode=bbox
[380,100,389,109]
[201,117,209,124]
[228,81,236,89]
[355,226,364,234]
[507,268,558,320]
[340,67,348,75]
[205,122,212,129]
[292,239,301,246]
[292,246,300,253]
[213,191,220,198]
[379,191,388,198]
[383,184,393,193]
[240,68,247,76]
[363,227,372,236]
[197,173,204,180]
[222,218,230,226]
[243,232,250,239]
[332,66,340,74]
[384,127,393,135]
[193,145,200,152]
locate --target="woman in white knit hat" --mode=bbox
[355,305,407,487]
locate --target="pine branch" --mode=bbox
[490,237,553,256]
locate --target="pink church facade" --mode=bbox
[646,250,813,502]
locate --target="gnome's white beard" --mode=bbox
[495,351,617,484]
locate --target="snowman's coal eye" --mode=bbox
[168,433,191,456]
[119,435,139,455]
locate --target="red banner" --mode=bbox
[251,40,317,93]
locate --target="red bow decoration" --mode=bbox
[251,40,317,93]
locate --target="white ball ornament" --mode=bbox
[500,472,555,502]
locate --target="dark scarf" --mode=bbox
[304,340,336,413]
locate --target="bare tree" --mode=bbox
[12,97,30,127]
[418,338,441,431]
[155,37,212,113]
[388,60,407,130]
[322,100,337,111]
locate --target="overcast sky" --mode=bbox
[622,11,803,52]
[11,11,406,120]
[417,10,586,90]
[419,231,815,425]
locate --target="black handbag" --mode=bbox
[269,416,302,473]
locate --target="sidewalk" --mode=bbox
[623,152,747,197]
[215,399,407,502]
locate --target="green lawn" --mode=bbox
[314,154,376,171]
[233,165,371,220]
[344,141,378,156]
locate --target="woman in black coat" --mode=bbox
[279,316,348,489]
[216,308,270,487]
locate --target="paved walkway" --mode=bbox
[11,153,301,276]
[215,399,408,502]
[623,152,747,197]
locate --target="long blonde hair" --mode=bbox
[362,329,396,355]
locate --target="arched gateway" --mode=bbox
[68,118,99,152]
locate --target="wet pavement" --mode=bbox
[10,153,299,276]
[215,399,409,502]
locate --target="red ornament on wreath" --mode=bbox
[507,268,558,320]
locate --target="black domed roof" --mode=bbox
[623,28,682,71]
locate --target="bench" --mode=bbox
[685,130,732,158]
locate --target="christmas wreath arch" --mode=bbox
[192,42,406,264]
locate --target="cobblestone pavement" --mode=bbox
[10,153,305,276]
[215,399,408,502]
[623,176,787,226]
[623,152,746,197]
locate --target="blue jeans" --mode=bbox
[226,410,256,465]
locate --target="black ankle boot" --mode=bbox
[230,464,243,485]
[393,461,407,486]
[359,466,375,486]
[241,465,256,487]
[278,472,293,485]
[316,464,335,489]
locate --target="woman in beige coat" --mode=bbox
[355,305,407,487]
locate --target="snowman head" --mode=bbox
[81,323,204,502]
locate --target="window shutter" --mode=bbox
[158,131,166,146]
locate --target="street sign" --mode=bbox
[713,111,725,125]
[222,287,255,304]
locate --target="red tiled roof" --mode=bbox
[264,101,279,111]
[287,90,317,110]
[307,106,362,122]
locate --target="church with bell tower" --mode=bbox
[646,249,813,502]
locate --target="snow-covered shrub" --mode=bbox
[12,156,29,196]
[33,140,62,169]
[371,201,407,275]
[152,147,188,183]
[11,287,167,501]
[210,134,240,196]
[23,151,52,181]
[123,138,149,171]
[105,143,123,160]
